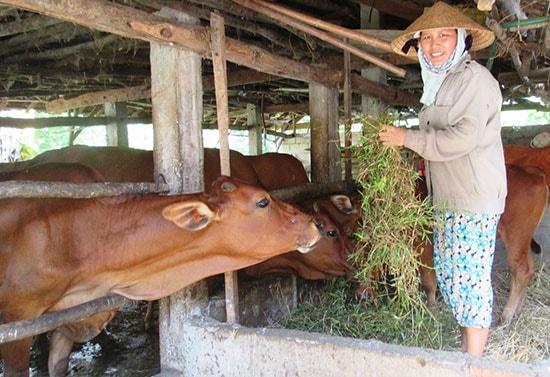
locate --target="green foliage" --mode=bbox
[348,113,434,316]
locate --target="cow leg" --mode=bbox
[418,238,437,307]
[500,241,535,326]
[48,309,118,377]
[0,338,32,377]
[48,330,74,377]
[0,302,45,377]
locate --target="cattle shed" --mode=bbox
[0,1,549,376]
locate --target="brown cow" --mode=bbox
[504,144,550,186]
[497,164,548,324]
[0,175,321,377]
[0,145,260,187]
[0,145,346,284]
[244,206,354,280]
[246,152,310,190]
[0,162,105,183]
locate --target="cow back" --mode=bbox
[504,144,550,186]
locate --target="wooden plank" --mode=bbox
[150,8,208,373]
[0,0,341,88]
[0,294,129,344]
[0,181,169,198]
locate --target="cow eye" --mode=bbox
[256,197,270,208]
[327,230,339,238]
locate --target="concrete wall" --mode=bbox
[155,317,550,377]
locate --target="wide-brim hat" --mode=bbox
[390,1,495,58]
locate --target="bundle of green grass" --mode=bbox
[275,112,445,347]
[349,113,434,315]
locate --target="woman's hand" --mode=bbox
[378,125,406,147]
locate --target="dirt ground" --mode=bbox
[0,301,160,377]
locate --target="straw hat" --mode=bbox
[390,1,495,58]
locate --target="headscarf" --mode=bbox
[418,28,470,106]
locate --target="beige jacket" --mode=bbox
[404,58,507,214]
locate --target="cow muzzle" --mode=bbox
[295,219,322,253]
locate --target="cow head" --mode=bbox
[163,176,322,259]
[244,196,356,280]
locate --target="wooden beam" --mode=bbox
[0,0,341,88]
[46,86,150,113]
[0,116,150,128]
[351,73,421,109]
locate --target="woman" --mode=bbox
[378,2,507,356]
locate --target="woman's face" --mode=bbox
[419,28,458,67]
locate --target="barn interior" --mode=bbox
[0,0,549,376]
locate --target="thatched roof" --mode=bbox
[0,0,548,129]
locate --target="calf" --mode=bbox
[0,175,321,377]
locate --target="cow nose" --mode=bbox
[313,217,324,232]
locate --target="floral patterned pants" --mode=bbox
[433,211,501,328]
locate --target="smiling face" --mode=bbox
[419,28,458,67]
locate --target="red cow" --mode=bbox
[0,146,348,284]
[0,175,321,377]
[1,146,363,310]
[504,144,550,186]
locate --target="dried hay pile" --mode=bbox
[487,263,550,362]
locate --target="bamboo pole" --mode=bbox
[248,0,393,53]
[232,0,406,77]
[0,294,129,344]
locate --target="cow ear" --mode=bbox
[162,201,216,231]
[329,195,357,214]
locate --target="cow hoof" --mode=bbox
[51,357,70,377]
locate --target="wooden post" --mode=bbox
[343,44,353,180]
[150,8,207,374]
[210,11,240,324]
[247,104,262,155]
[309,82,341,183]
[360,6,386,117]
[105,102,128,147]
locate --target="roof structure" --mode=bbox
[0,0,548,130]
